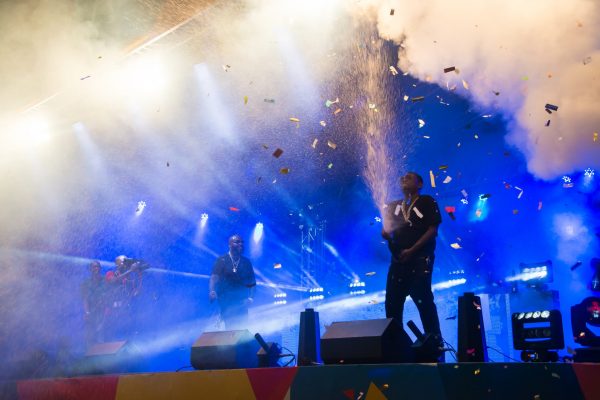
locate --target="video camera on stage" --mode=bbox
[122,258,150,272]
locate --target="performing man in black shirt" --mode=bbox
[209,235,256,329]
[382,172,443,354]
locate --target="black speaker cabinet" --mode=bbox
[457,292,488,362]
[320,318,414,364]
[79,341,133,374]
[298,308,321,366]
[191,330,259,370]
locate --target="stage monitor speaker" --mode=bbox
[298,308,321,366]
[80,341,133,374]
[457,292,488,362]
[320,318,414,364]
[191,330,259,370]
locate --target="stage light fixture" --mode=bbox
[253,222,264,243]
[511,309,564,362]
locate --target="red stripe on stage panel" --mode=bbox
[572,364,600,400]
[17,375,119,400]
[246,367,298,400]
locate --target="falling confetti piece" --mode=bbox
[222,64,231,71]
[545,120,551,127]
[272,148,284,158]
[593,132,598,141]
[583,56,592,65]
[439,165,448,170]
[443,176,452,184]
[444,66,456,73]
[311,138,318,148]
[365,272,376,276]
[451,243,462,249]
[429,170,436,188]
[382,384,389,389]
[475,209,482,218]
[320,121,327,127]
[325,98,339,107]
[334,108,342,115]
[327,163,333,169]
[552,373,560,379]
[262,144,269,149]
[229,206,240,212]
[327,140,337,149]
[411,96,425,102]
[457,142,461,147]
[280,167,290,174]
[390,9,395,15]
[80,75,91,80]
[445,206,456,213]
[446,315,457,320]
[289,117,300,123]
[480,193,492,199]
[538,201,543,210]
[513,209,519,215]
[368,103,376,109]
[474,369,480,375]
[423,135,430,139]
[389,66,399,75]
[418,119,425,128]
[493,91,500,96]
[403,95,409,101]
[244,96,248,104]
[264,98,275,103]
[166,162,170,167]
[462,80,469,90]
[461,189,468,197]
[135,201,146,214]
[273,263,282,269]
[545,103,558,111]
[474,134,479,139]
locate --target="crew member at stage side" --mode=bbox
[104,255,144,339]
[81,260,107,346]
[209,234,256,330]
[381,171,443,350]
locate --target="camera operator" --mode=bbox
[104,255,145,340]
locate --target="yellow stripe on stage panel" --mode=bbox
[115,370,256,400]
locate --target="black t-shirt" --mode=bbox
[211,254,256,304]
[385,194,442,258]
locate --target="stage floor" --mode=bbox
[8,362,600,400]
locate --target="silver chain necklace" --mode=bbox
[229,252,241,273]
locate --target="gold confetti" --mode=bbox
[280,167,290,174]
[273,263,282,269]
[594,132,598,142]
[389,66,398,75]
[462,80,469,90]
[327,140,337,149]
[289,117,300,123]
[439,165,448,170]
[474,369,480,375]
[411,96,425,102]
[334,108,342,115]
[311,138,318,148]
[450,243,462,249]
[244,96,248,104]
[429,170,436,188]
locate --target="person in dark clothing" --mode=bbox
[382,172,443,349]
[209,235,256,330]
[81,260,106,346]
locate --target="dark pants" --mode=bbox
[385,255,441,337]
[219,301,249,330]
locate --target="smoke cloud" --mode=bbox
[370,0,600,180]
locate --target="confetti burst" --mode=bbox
[562,176,572,183]
[584,168,594,178]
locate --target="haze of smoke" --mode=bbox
[369,0,600,180]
